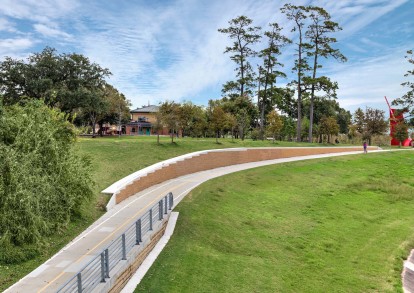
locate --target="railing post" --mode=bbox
[169,192,173,210]
[105,249,109,278]
[136,219,142,244]
[100,252,106,282]
[149,208,153,231]
[164,195,168,214]
[77,272,82,293]
[159,200,163,220]
[122,234,126,260]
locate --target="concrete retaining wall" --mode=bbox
[103,146,377,208]
[93,216,169,293]
[403,249,414,293]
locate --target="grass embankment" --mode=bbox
[75,135,326,203]
[0,136,316,291]
[136,150,414,293]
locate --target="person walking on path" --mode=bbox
[363,141,367,153]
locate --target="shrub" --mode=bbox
[250,128,263,141]
[0,100,94,251]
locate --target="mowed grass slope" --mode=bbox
[0,136,318,291]
[136,150,414,293]
[75,135,324,202]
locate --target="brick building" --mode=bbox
[125,105,169,136]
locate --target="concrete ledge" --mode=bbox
[103,146,378,209]
[403,250,414,293]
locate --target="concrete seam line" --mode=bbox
[120,212,180,293]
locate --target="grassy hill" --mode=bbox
[2,135,407,291]
[75,135,326,204]
[0,136,317,291]
[135,150,414,293]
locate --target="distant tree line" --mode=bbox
[217,4,347,143]
[156,99,390,146]
[0,47,131,138]
[202,5,413,146]
[153,4,388,145]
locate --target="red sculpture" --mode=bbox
[385,96,412,146]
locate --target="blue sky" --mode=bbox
[0,0,413,114]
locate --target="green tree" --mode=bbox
[271,87,297,118]
[209,106,226,143]
[219,95,258,139]
[281,4,309,142]
[364,107,388,145]
[96,84,131,136]
[266,110,284,143]
[353,108,365,134]
[302,97,350,136]
[236,108,251,141]
[58,53,111,115]
[0,57,28,105]
[304,6,347,143]
[190,106,208,138]
[301,117,310,141]
[258,22,291,137]
[225,112,237,141]
[393,122,409,147]
[0,47,111,114]
[218,16,261,98]
[81,88,109,138]
[318,116,339,143]
[159,101,180,143]
[177,102,203,138]
[348,124,360,144]
[0,100,93,255]
[281,116,296,141]
[393,50,414,115]
[153,111,163,144]
[336,107,352,134]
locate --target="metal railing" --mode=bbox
[57,192,174,293]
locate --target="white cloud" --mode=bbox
[329,46,412,111]
[74,0,233,106]
[359,37,385,49]
[34,23,72,39]
[0,38,35,59]
[0,18,17,32]
[75,0,291,107]
[319,0,409,39]
[0,38,33,50]
[0,0,79,23]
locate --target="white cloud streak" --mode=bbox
[33,23,72,39]
[0,18,17,32]
[0,38,34,54]
[329,47,413,112]
[0,0,79,23]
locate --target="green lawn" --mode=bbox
[75,135,327,204]
[135,150,414,293]
[0,135,406,291]
[0,136,318,291]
